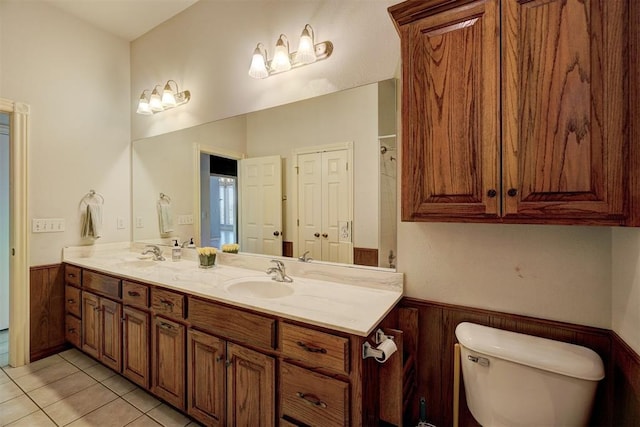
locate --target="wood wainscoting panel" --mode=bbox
[612,332,640,425]
[30,264,67,361]
[353,247,378,267]
[400,298,614,427]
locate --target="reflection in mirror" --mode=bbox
[132,79,397,269]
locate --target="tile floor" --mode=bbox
[0,330,201,427]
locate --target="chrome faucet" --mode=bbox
[298,251,313,263]
[141,244,165,261]
[266,260,293,282]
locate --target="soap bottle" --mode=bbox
[187,238,196,248]
[172,239,181,261]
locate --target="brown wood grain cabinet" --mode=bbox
[390,0,634,225]
[187,329,226,426]
[151,315,186,410]
[65,266,403,426]
[226,342,275,427]
[81,291,122,372]
[122,306,150,388]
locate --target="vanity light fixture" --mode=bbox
[136,80,191,115]
[248,24,333,79]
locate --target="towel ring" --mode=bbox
[159,192,171,204]
[80,189,104,207]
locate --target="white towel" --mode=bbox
[157,202,174,234]
[81,204,102,239]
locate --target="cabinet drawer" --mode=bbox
[123,281,149,308]
[189,297,275,350]
[65,286,81,317]
[83,270,120,299]
[151,288,185,320]
[280,362,349,427]
[281,323,349,374]
[65,314,81,348]
[65,264,81,287]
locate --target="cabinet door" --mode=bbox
[399,0,500,220]
[100,298,122,372]
[226,342,275,427]
[502,0,627,222]
[123,306,149,388]
[81,292,100,359]
[152,316,185,410]
[187,329,226,426]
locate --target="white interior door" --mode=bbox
[239,156,283,256]
[297,152,322,260]
[321,150,352,264]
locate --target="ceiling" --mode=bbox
[44,0,200,41]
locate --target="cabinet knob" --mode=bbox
[322,233,328,238]
[507,188,518,197]
[487,189,497,198]
[314,233,320,238]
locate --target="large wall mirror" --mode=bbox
[132,79,397,269]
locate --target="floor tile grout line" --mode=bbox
[1,364,60,427]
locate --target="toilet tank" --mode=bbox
[455,322,605,427]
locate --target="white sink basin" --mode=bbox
[224,277,294,299]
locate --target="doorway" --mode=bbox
[1,98,29,368]
[200,154,238,249]
[1,113,9,365]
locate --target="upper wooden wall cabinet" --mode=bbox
[389,0,639,226]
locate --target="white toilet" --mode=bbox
[455,322,605,427]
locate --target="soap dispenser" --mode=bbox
[172,239,181,261]
[187,238,196,248]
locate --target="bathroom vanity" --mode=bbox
[62,244,409,426]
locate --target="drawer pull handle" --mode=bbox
[159,322,174,330]
[127,291,141,297]
[160,299,174,309]
[67,328,76,334]
[68,273,76,278]
[296,392,327,409]
[67,299,75,304]
[297,341,327,354]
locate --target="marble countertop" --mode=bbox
[63,243,403,337]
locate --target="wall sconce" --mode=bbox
[248,24,333,79]
[136,80,191,115]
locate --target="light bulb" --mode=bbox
[161,82,177,108]
[295,25,316,64]
[271,35,291,73]
[248,44,269,79]
[136,91,152,115]
[149,87,163,112]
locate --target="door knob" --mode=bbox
[273,231,281,237]
[314,233,320,238]
[322,233,328,238]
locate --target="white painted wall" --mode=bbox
[397,222,613,328]
[612,228,640,354]
[0,0,131,265]
[130,0,400,140]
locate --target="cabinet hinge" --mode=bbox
[297,219,299,226]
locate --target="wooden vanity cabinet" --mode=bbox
[81,291,122,372]
[226,342,275,427]
[389,0,632,225]
[152,315,186,410]
[122,281,150,388]
[64,265,82,348]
